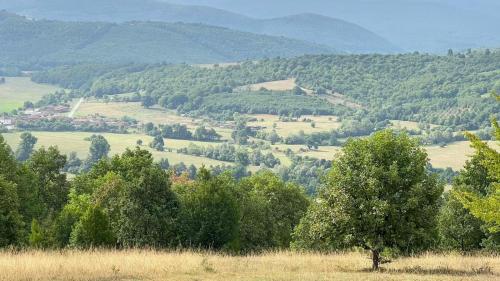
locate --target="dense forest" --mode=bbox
[33,50,500,130]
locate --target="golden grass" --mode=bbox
[241,78,298,92]
[426,141,498,170]
[0,77,61,112]
[276,141,499,171]
[0,250,497,281]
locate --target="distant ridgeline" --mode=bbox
[0,11,335,65]
[32,51,500,131]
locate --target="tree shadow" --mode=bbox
[337,265,496,277]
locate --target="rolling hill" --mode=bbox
[0,0,398,53]
[0,11,335,65]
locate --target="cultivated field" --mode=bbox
[0,77,61,112]
[2,132,229,167]
[0,250,498,281]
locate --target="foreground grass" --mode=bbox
[0,250,498,281]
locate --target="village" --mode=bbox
[0,104,132,132]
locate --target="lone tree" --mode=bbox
[15,132,37,161]
[293,130,443,270]
[82,135,110,171]
[150,135,165,151]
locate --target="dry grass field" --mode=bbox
[240,78,298,92]
[0,250,498,281]
[3,131,491,171]
[426,141,498,170]
[0,77,61,112]
[74,101,234,139]
[75,101,200,126]
[273,141,485,171]
[2,132,229,168]
[249,114,342,137]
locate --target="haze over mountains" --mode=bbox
[0,0,398,53]
[0,0,499,59]
[167,0,500,53]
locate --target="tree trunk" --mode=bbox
[371,249,380,271]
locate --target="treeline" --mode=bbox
[177,143,280,169]
[0,128,498,268]
[32,50,500,130]
[144,123,221,142]
[16,118,129,134]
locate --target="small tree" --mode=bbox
[70,205,116,248]
[293,130,443,270]
[82,135,110,171]
[150,135,165,151]
[15,132,37,161]
[176,168,239,250]
[0,176,22,247]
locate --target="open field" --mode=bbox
[0,77,61,112]
[75,101,200,126]
[426,141,498,170]
[276,141,498,171]
[239,78,298,92]
[0,250,498,281]
[390,120,440,131]
[3,131,492,171]
[249,114,342,137]
[2,132,229,168]
[74,101,234,139]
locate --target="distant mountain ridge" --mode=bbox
[0,0,399,53]
[165,0,500,53]
[0,11,335,65]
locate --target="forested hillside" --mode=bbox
[34,50,500,130]
[0,11,334,65]
[0,0,398,53]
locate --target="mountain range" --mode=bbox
[0,0,399,53]
[1,0,498,55]
[166,0,500,53]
